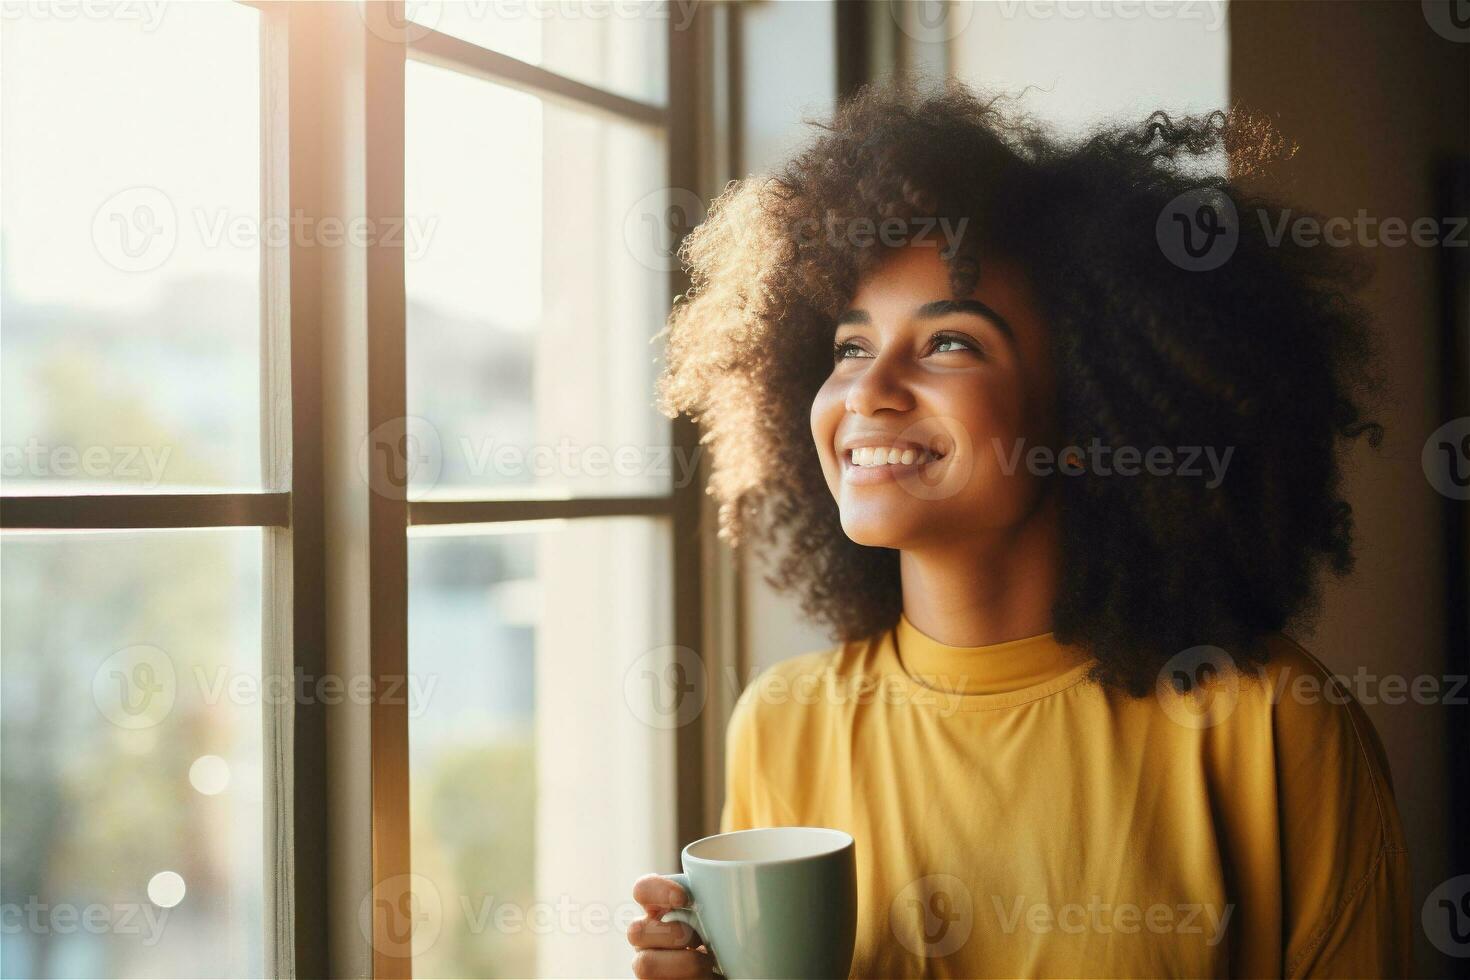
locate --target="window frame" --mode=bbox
[0,1,734,977]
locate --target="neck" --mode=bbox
[898,489,1061,646]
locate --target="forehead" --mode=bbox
[845,242,1031,316]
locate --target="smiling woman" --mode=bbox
[636,76,1408,979]
[652,75,1385,697]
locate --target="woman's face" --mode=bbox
[810,240,1059,550]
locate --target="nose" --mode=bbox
[843,348,917,416]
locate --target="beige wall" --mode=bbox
[1230,3,1467,974]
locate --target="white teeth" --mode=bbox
[848,446,942,467]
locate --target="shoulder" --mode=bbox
[1154,630,1403,841]
[726,636,879,741]
[1231,632,1406,856]
[1247,632,1396,787]
[746,643,849,689]
[729,643,845,727]
[1244,636,1413,974]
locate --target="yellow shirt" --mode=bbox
[718,612,1411,978]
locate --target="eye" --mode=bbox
[832,340,871,361]
[930,331,982,356]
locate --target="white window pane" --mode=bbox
[1,3,264,493]
[409,517,675,977]
[1,529,265,978]
[409,0,669,105]
[406,61,676,499]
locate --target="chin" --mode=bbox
[838,509,914,550]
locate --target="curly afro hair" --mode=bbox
[653,76,1385,696]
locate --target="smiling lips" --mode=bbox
[840,443,948,485]
[847,445,942,467]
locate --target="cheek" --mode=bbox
[939,386,1042,510]
[929,379,1016,460]
[963,395,1022,473]
[809,376,844,473]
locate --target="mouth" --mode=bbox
[839,443,949,485]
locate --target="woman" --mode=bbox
[628,79,1410,978]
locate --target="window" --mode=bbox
[2,5,274,978]
[1,2,712,978]
[400,6,691,977]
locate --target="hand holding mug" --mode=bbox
[628,827,857,980]
[629,874,717,979]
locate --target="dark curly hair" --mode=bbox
[653,76,1385,696]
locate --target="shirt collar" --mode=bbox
[894,610,1095,696]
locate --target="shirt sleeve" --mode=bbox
[1271,646,1414,978]
[718,681,762,834]
[718,661,809,833]
[1289,843,1412,978]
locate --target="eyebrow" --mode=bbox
[834,298,1015,345]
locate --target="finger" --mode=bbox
[631,947,716,980]
[627,913,699,950]
[632,873,686,911]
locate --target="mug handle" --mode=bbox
[658,873,726,977]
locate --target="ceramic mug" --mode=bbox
[659,826,857,979]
